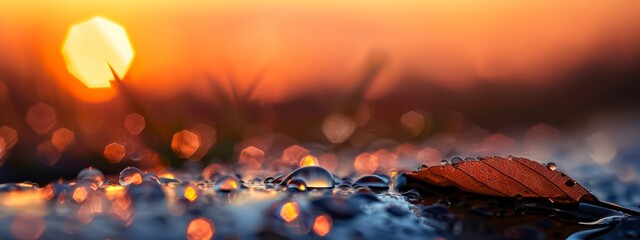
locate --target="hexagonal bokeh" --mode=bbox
[353,152,378,175]
[104,143,126,163]
[321,113,355,144]
[51,128,75,151]
[371,149,398,173]
[124,113,145,135]
[0,137,6,160]
[282,145,309,165]
[0,126,18,149]
[62,16,134,88]
[171,130,200,159]
[400,111,425,136]
[26,103,57,135]
[238,146,265,169]
[36,141,62,166]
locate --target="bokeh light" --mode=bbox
[26,103,57,135]
[354,152,379,175]
[322,113,355,143]
[51,128,75,151]
[0,126,18,149]
[313,214,332,237]
[282,145,309,165]
[171,130,200,159]
[299,155,319,167]
[279,201,300,223]
[124,113,145,135]
[104,143,126,163]
[186,217,215,240]
[62,16,134,88]
[238,146,265,169]
[36,141,62,166]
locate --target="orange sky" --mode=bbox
[1,1,640,102]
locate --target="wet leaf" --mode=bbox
[410,156,597,204]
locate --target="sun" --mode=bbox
[62,16,134,88]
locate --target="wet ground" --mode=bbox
[0,161,638,240]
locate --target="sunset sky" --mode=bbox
[1,1,640,102]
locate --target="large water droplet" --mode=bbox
[450,157,463,164]
[143,173,161,185]
[77,167,105,184]
[202,163,224,181]
[214,176,241,192]
[352,175,389,190]
[287,179,307,192]
[119,167,143,186]
[280,166,334,189]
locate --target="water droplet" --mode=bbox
[263,176,275,183]
[186,217,215,240]
[171,130,200,159]
[546,162,557,171]
[160,177,180,185]
[119,167,143,186]
[451,156,463,164]
[353,175,389,190]
[287,179,307,192]
[440,160,449,166]
[143,173,161,184]
[515,194,523,200]
[77,167,105,184]
[280,166,334,189]
[214,176,240,192]
[202,163,224,181]
[565,180,576,187]
[238,146,265,169]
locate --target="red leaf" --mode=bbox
[410,156,597,204]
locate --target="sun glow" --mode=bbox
[62,16,134,88]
